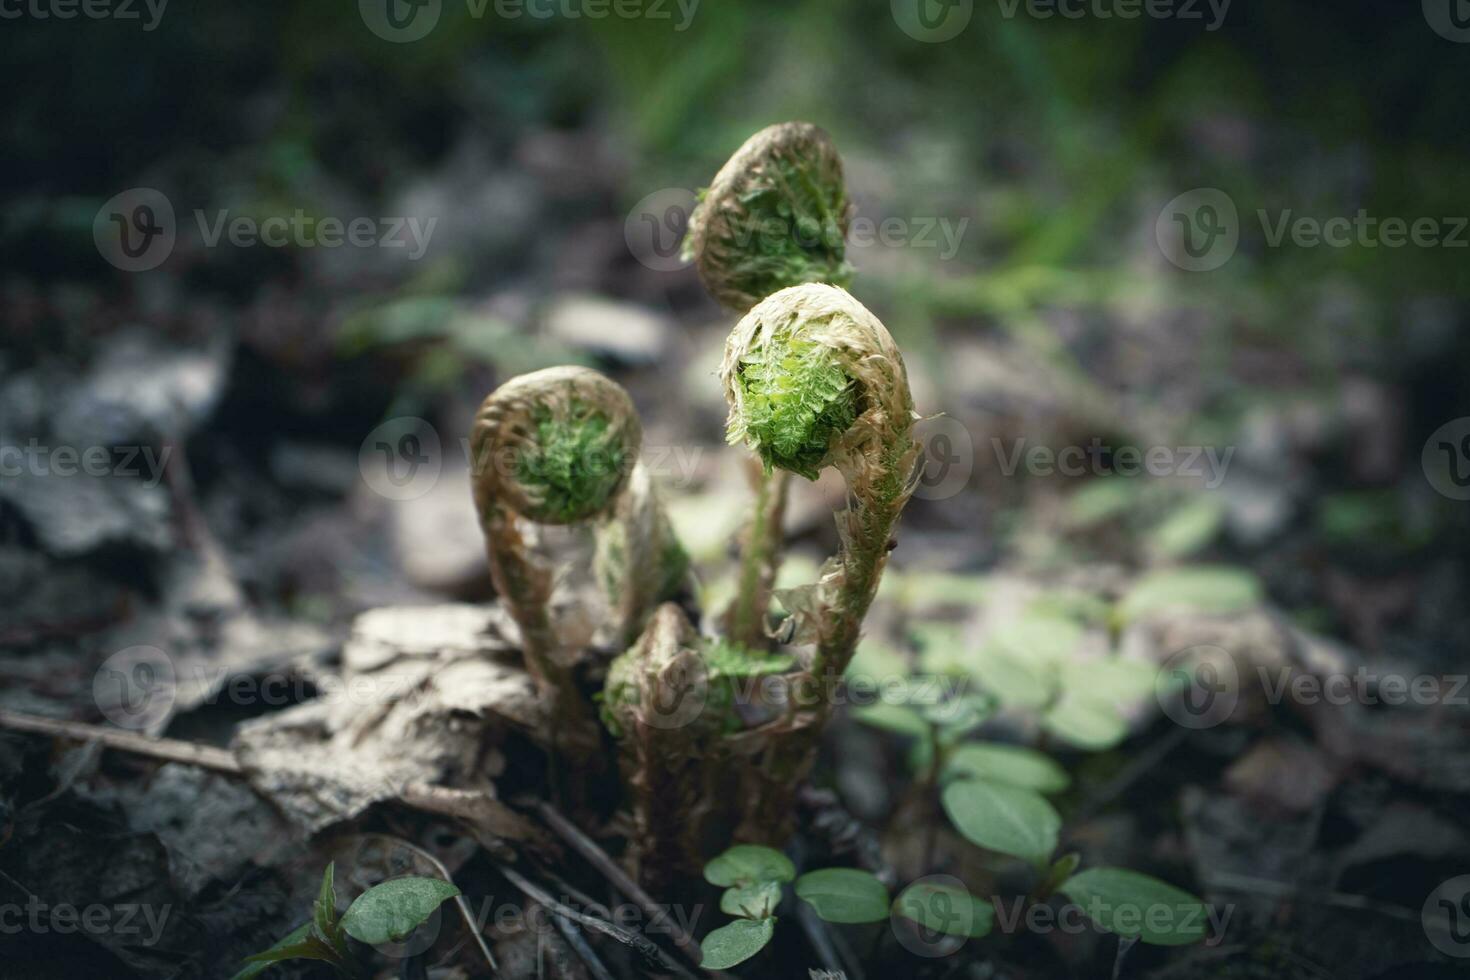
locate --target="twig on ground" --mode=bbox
[533,799,703,961]
[0,709,239,772]
[551,913,617,980]
[495,863,697,979]
[795,902,847,978]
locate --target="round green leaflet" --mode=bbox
[893,881,994,939]
[1059,868,1208,946]
[700,917,776,969]
[941,779,1060,867]
[794,868,890,924]
[704,844,796,887]
[340,877,461,946]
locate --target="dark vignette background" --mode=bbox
[1,0,1468,977]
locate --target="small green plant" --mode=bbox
[697,831,1207,970]
[233,863,460,979]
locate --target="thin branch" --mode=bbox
[0,709,239,772]
[795,903,846,978]
[533,800,702,961]
[495,863,696,980]
[551,913,616,980]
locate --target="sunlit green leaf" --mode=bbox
[944,743,1070,793]
[941,779,1059,866]
[893,882,993,938]
[340,877,460,947]
[1060,868,1208,946]
[704,845,796,887]
[700,917,775,969]
[794,868,891,924]
[720,881,782,919]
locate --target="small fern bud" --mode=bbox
[683,121,852,313]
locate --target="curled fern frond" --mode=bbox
[721,284,920,682]
[684,121,852,313]
[472,366,640,526]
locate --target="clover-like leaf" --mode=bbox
[1115,566,1261,625]
[704,845,795,887]
[794,868,890,924]
[233,923,314,979]
[893,882,993,939]
[851,702,930,737]
[700,917,775,969]
[941,779,1060,867]
[944,743,1070,794]
[721,881,783,919]
[340,877,460,947]
[1059,868,1208,946]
